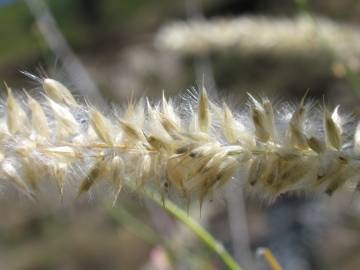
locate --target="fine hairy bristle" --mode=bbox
[0,77,360,205]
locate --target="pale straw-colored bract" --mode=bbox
[1,76,360,206]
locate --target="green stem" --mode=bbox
[148,192,243,270]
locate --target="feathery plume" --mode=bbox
[0,77,359,204]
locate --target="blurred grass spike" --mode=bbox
[155,15,360,73]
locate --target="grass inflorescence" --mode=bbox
[0,75,359,206]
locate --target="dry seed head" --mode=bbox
[1,76,360,205]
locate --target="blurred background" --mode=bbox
[2,0,360,269]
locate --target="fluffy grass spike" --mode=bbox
[0,77,359,204]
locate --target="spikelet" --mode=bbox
[286,93,308,149]
[324,106,342,150]
[46,97,79,139]
[160,93,181,138]
[1,76,360,205]
[22,157,39,190]
[78,155,107,195]
[6,85,28,134]
[1,160,34,199]
[49,161,67,196]
[248,94,272,143]
[43,78,78,106]
[26,92,49,139]
[119,119,145,142]
[198,87,210,132]
[222,103,237,144]
[89,108,114,145]
[307,136,325,154]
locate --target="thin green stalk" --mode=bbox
[110,184,243,269]
[147,191,243,270]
